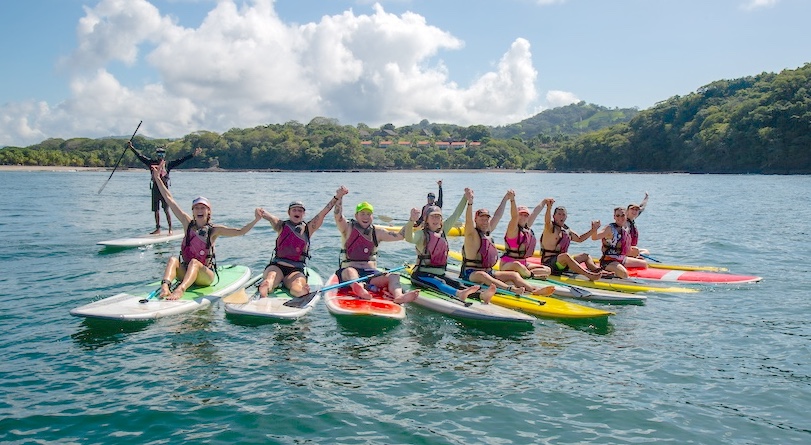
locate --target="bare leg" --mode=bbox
[152,210,161,235]
[341,268,372,300]
[283,271,310,298]
[165,207,173,234]
[385,274,419,304]
[259,265,284,298]
[167,259,214,300]
[456,285,480,301]
[160,256,182,297]
[561,253,602,281]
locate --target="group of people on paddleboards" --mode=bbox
[140,149,650,305]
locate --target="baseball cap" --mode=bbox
[289,201,306,211]
[427,192,436,199]
[156,147,166,157]
[192,196,211,210]
[355,202,374,214]
[517,205,530,215]
[628,203,641,210]
[475,208,490,217]
[426,205,442,216]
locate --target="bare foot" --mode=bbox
[351,282,372,300]
[258,279,271,298]
[167,228,173,235]
[457,285,481,302]
[159,281,171,298]
[481,285,497,304]
[584,271,602,281]
[165,286,185,301]
[150,228,161,235]
[394,289,419,304]
[531,285,555,296]
[531,269,550,279]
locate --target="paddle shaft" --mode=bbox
[285,266,407,308]
[456,277,546,305]
[98,120,143,194]
[640,253,661,263]
[539,276,593,298]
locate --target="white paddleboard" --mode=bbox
[225,268,324,320]
[71,265,252,321]
[97,232,184,248]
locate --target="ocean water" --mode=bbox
[0,170,809,444]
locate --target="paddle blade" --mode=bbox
[222,288,250,304]
[283,290,319,308]
[568,286,593,298]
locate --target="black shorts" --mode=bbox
[151,185,167,212]
[266,261,305,278]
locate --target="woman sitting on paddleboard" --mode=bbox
[461,190,554,297]
[498,190,551,280]
[593,207,648,279]
[626,192,649,258]
[151,166,262,300]
[334,192,419,304]
[405,188,497,304]
[255,186,349,298]
[539,198,605,281]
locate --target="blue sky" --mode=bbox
[0,0,807,146]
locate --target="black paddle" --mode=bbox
[98,120,142,194]
[284,266,407,308]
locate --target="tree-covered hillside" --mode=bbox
[551,63,811,173]
[2,63,809,173]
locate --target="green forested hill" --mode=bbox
[490,102,639,140]
[551,63,811,173]
[2,63,809,173]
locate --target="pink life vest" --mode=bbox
[273,220,310,267]
[503,225,537,259]
[417,228,449,268]
[541,223,571,260]
[463,229,499,270]
[341,220,378,265]
[181,223,214,267]
[627,219,639,246]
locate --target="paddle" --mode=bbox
[538,276,593,299]
[138,279,177,303]
[284,266,408,309]
[403,269,473,307]
[456,277,546,306]
[98,120,142,194]
[640,253,661,263]
[222,274,263,304]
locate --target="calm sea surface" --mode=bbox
[0,170,809,444]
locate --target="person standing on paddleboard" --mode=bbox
[255,186,349,299]
[626,192,649,257]
[129,141,201,235]
[334,192,419,304]
[405,188,497,304]
[150,167,261,300]
[539,198,605,281]
[461,190,554,297]
[414,180,443,226]
[593,207,648,279]
[498,190,552,280]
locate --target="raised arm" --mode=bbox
[571,220,601,243]
[258,207,284,232]
[333,186,349,234]
[504,190,519,239]
[404,208,422,244]
[129,141,152,167]
[309,186,348,234]
[436,180,443,208]
[490,189,512,232]
[463,189,478,259]
[443,188,470,233]
[526,198,546,227]
[543,198,555,230]
[211,209,262,239]
[151,165,191,226]
[166,147,200,170]
[638,192,649,216]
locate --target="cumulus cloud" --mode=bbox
[741,0,779,11]
[0,0,565,146]
[546,90,580,108]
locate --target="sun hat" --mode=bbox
[355,202,374,214]
[289,201,306,211]
[517,205,530,215]
[192,196,211,210]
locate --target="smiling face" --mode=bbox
[613,207,627,223]
[192,203,211,222]
[475,210,491,231]
[627,206,640,219]
[288,206,305,223]
[355,210,373,227]
[553,207,567,225]
[426,213,443,231]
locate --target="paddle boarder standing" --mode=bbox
[129,141,201,234]
[414,180,443,226]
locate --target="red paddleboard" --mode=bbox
[323,274,406,320]
[625,267,762,284]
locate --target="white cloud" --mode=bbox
[741,0,779,11]
[0,0,547,146]
[546,90,580,108]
